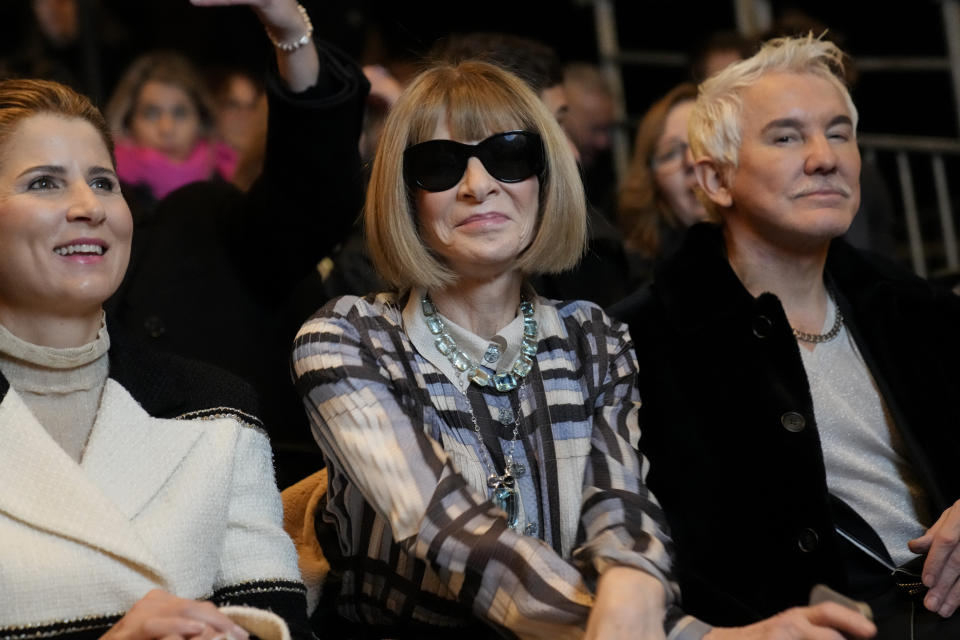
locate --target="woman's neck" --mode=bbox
[428,272,524,338]
[724,225,830,340]
[0,307,103,349]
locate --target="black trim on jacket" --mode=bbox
[0,325,309,640]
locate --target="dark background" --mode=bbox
[1,0,955,137]
[2,0,956,274]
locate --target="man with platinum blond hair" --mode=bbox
[612,35,960,639]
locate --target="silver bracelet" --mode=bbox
[265,3,313,52]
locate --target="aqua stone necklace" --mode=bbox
[421,296,537,391]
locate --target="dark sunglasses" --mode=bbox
[403,130,545,192]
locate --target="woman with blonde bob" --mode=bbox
[292,60,677,639]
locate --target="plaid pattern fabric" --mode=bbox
[292,292,677,638]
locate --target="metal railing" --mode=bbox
[860,134,960,277]
[586,0,960,278]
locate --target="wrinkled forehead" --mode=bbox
[740,71,856,129]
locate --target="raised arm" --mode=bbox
[190,0,368,301]
[190,0,318,91]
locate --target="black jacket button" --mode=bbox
[143,315,166,338]
[797,527,820,552]
[781,411,806,432]
[752,315,773,338]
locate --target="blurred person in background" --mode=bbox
[106,51,236,211]
[617,82,708,284]
[3,0,132,106]
[689,30,757,84]
[105,0,369,489]
[208,66,268,191]
[563,62,617,220]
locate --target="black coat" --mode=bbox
[609,222,960,626]
[106,42,368,474]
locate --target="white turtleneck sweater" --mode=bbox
[0,319,110,462]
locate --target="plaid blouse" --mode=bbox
[292,291,679,638]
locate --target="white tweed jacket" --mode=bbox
[0,332,306,640]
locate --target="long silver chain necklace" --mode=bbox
[464,383,527,531]
[422,295,535,531]
[792,289,844,344]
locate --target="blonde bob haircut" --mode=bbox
[688,34,858,215]
[365,60,587,291]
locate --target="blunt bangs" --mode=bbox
[406,68,540,147]
[366,60,585,291]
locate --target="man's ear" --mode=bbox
[694,159,733,209]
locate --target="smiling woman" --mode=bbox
[290,60,678,640]
[0,113,131,345]
[0,78,308,640]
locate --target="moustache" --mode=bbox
[790,181,852,198]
